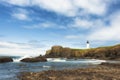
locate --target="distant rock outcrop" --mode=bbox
[0,57,13,63]
[45,44,120,60]
[20,56,47,62]
[45,46,73,58]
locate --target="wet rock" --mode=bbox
[19,63,120,80]
[100,62,120,68]
[20,57,47,62]
[0,57,13,63]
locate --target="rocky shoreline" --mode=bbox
[19,63,120,80]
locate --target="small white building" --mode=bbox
[86,40,90,49]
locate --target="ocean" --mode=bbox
[0,57,107,80]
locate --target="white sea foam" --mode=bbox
[86,59,106,64]
[47,58,66,62]
[47,58,106,64]
[13,55,32,62]
[43,65,51,68]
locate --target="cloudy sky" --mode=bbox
[0,0,120,56]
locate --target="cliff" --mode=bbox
[45,44,120,60]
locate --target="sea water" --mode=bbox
[0,57,107,80]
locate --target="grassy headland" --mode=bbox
[45,44,120,60]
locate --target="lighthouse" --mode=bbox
[86,40,90,49]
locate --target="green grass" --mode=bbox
[72,44,120,51]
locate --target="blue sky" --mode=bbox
[0,0,120,56]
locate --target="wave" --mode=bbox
[47,58,67,62]
[43,65,51,68]
[68,59,106,63]
[47,58,106,64]
[85,59,106,64]
[13,55,32,62]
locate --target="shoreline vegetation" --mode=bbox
[19,63,120,80]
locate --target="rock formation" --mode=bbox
[45,46,73,58]
[0,57,13,63]
[45,44,120,60]
[20,56,47,62]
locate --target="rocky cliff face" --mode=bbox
[45,46,73,58]
[45,44,120,60]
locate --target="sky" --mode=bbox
[0,0,120,56]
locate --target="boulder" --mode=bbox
[20,57,47,62]
[0,57,13,63]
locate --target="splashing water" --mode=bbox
[47,58,67,62]
[13,55,32,62]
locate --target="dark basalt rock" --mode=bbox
[20,57,47,62]
[0,57,13,63]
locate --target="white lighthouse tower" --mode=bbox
[86,40,90,49]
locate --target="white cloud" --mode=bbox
[23,23,53,29]
[2,0,30,6]
[31,0,109,16]
[88,11,120,41]
[0,41,47,56]
[2,0,110,16]
[0,41,30,49]
[12,13,28,20]
[65,35,80,39]
[32,0,76,16]
[23,21,65,29]
[65,34,87,41]
[12,8,29,20]
[73,0,108,15]
[69,18,106,29]
[70,18,94,29]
